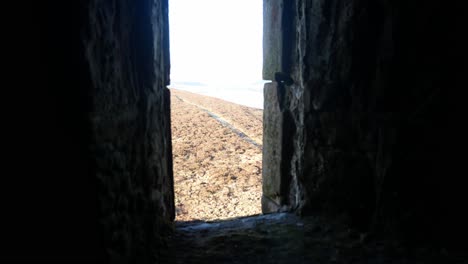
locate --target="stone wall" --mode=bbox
[3,0,173,262]
[263,0,465,249]
[85,0,173,262]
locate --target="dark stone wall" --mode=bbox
[2,0,173,262]
[86,0,174,262]
[263,0,465,250]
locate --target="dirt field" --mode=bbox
[170,89,263,221]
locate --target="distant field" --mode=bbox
[168,80,268,109]
[170,89,263,221]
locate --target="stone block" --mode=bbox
[263,0,283,80]
[262,82,283,213]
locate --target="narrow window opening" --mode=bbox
[168,0,266,222]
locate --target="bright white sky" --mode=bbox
[168,0,263,85]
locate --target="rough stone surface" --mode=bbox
[262,0,466,250]
[262,82,283,212]
[5,0,174,263]
[263,0,284,80]
[163,213,465,263]
[85,0,174,262]
[262,81,297,213]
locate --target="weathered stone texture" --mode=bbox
[262,82,283,212]
[7,0,173,262]
[263,0,465,249]
[263,80,299,213]
[85,0,173,262]
[263,0,283,80]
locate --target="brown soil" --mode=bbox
[170,89,263,221]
